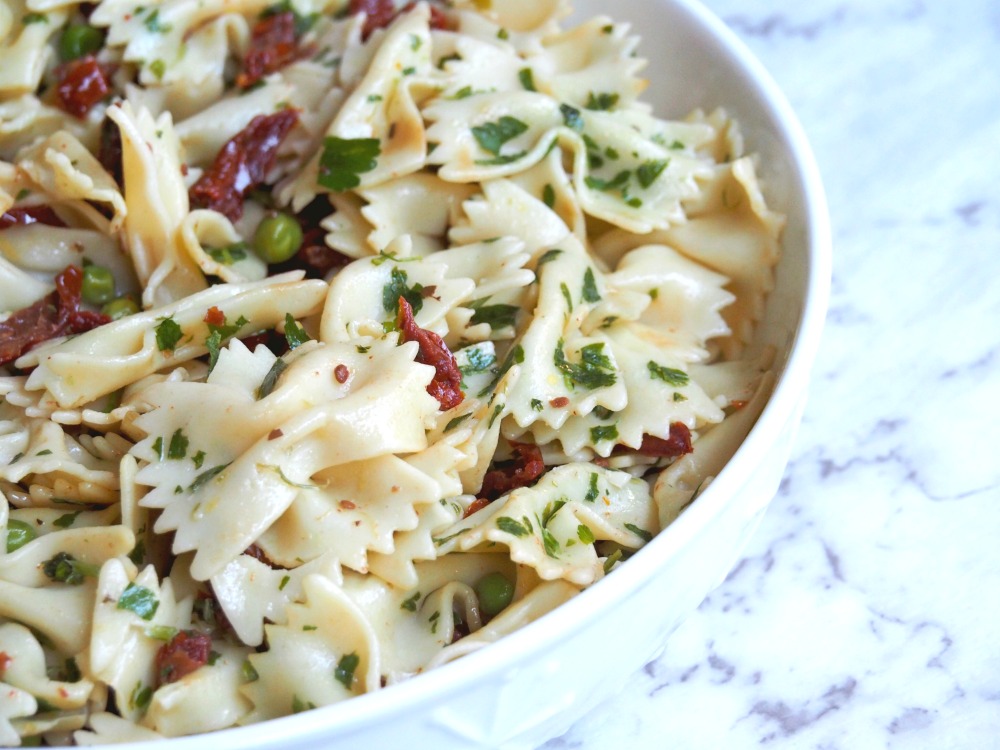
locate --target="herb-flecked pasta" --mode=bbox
[0,0,783,743]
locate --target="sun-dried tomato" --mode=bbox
[396,296,463,411]
[154,631,213,687]
[0,652,11,676]
[479,443,545,501]
[240,328,289,356]
[55,55,112,119]
[243,543,280,567]
[98,115,123,187]
[462,496,490,519]
[237,12,300,88]
[188,110,299,221]
[0,265,110,367]
[632,423,693,458]
[349,0,397,38]
[0,205,66,230]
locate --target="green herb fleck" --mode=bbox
[541,183,556,208]
[458,346,495,375]
[584,472,600,502]
[590,424,618,443]
[278,575,290,591]
[131,682,153,711]
[146,625,178,641]
[496,516,530,537]
[554,340,616,390]
[284,313,310,349]
[585,91,619,111]
[155,316,183,352]
[518,67,536,91]
[444,413,472,432]
[469,299,518,330]
[382,267,424,316]
[188,463,229,493]
[585,170,630,192]
[149,59,167,79]
[143,9,172,33]
[624,523,653,543]
[22,12,48,24]
[636,159,669,189]
[242,660,259,682]
[530,398,543,412]
[206,243,248,265]
[603,548,623,573]
[167,429,188,460]
[673,392,688,402]
[647,361,689,387]
[256,358,288,399]
[560,103,584,131]
[471,116,528,156]
[317,136,381,191]
[53,511,81,529]
[291,695,316,713]
[537,248,562,266]
[401,591,421,612]
[560,282,573,312]
[474,151,526,166]
[488,402,504,428]
[581,267,600,303]
[334,652,360,688]
[42,552,99,585]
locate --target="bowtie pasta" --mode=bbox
[0,0,783,743]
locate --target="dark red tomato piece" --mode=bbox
[0,206,66,230]
[633,423,693,458]
[0,265,109,367]
[237,12,300,88]
[188,110,299,221]
[154,631,213,686]
[396,296,463,411]
[55,55,112,119]
[479,442,545,501]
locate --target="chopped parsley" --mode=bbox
[22,12,48,23]
[458,346,495,375]
[278,575,290,591]
[647,361,689,387]
[585,91,619,111]
[145,624,178,641]
[673,392,688,402]
[585,170,630,192]
[475,151,526,166]
[625,523,653,543]
[143,9,172,33]
[560,103,584,131]
[291,695,316,713]
[581,267,600,303]
[53,511,81,529]
[540,526,560,558]
[603,548,623,573]
[382,267,425,316]
[192,450,206,469]
[554,340,616,390]
[584,472,600,502]
[400,591,421,612]
[530,398,543,412]
[117,583,160,620]
[149,59,166,80]
[284,313,310,349]
[188,463,229,493]
[468,298,518,330]
[577,524,595,544]
[334,652,360,689]
[542,183,555,208]
[444,413,472,432]
[256,358,288,399]
[536,248,562,266]
[317,136,381,191]
[242,660,259,682]
[477,343,523,397]
[496,516,531,537]
[155,316,183,352]
[487,402,504,427]
[42,552,99,585]
[130,682,153,711]
[167,429,188,460]
[518,67,536,91]
[541,499,566,527]
[205,312,249,370]
[560,282,573,312]
[471,116,528,156]
[636,159,669,189]
[590,424,618,443]
[206,243,248,265]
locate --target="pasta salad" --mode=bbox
[0,0,783,743]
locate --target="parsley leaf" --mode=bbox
[206,243,248,265]
[401,591,421,611]
[42,552,99,585]
[585,91,619,111]
[560,103,584,131]
[256,358,288,399]
[581,267,600,303]
[444,413,472,432]
[636,159,669,189]
[334,652,360,688]
[554,340,616,390]
[317,137,380,191]
[560,282,573,311]
[647,361,689,387]
[474,151,526,165]
[21,12,48,23]
[117,583,160,620]
[188,463,229,493]
[536,248,562,266]
[469,298,519,330]
[590,424,618,443]
[471,116,528,156]
[458,346,495,375]
[167,429,188,460]
[625,523,653,543]
[382,267,424,315]
[53,511,81,529]
[584,472,600,502]
[585,170,630,192]
[143,9,172,33]
[155,317,183,352]
[518,67,536,91]
[577,524,595,544]
[284,313,310,349]
[542,183,555,208]
[496,516,530,537]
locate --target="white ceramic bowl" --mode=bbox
[118,1,830,747]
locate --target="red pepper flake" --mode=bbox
[188,110,299,221]
[632,423,693,458]
[338,499,357,510]
[0,265,110,367]
[479,442,545,501]
[333,363,350,383]
[268,428,284,440]
[462,496,489,518]
[154,631,213,687]
[396,297,463,411]
[203,306,226,327]
[549,396,570,408]
[237,12,301,89]
[729,399,747,411]
[0,652,11,676]
[0,205,67,231]
[55,55,113,119]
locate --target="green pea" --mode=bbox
[101,295,139,320]
[59,24,104,62]
[81,264,115,305]
[475,572,514,618]
[6,519,37,553]
[254,213,303,264]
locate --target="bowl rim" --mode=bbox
[112,0,831,745]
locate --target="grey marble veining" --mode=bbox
[547,0,1000,747]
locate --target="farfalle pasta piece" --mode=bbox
[436,463,657,585]
[242,574,380,722]
[0,1,68,95]
[19,272,327,408]
[0,622,94,711]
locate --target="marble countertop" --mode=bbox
[547,0,1000,747]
